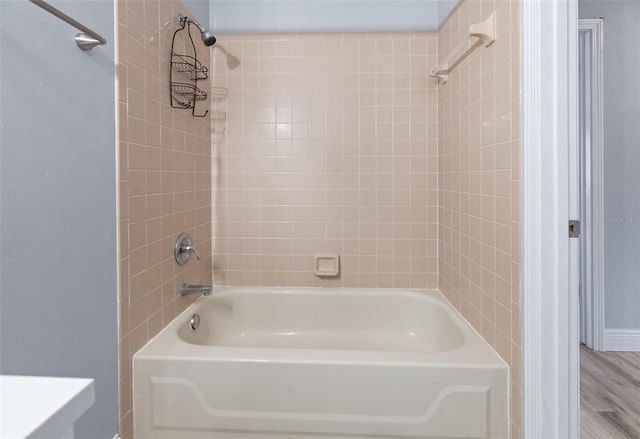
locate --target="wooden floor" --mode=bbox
[581,345,640,438]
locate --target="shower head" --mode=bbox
[179,13,216,47]
[200,31,217,47]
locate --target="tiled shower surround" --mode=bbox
[210,32,440,288]
[116,0,213,436]
[116,0,522,437]
[438,0,522,437]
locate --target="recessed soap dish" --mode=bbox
[314,253,340,277]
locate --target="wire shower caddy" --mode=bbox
[169,16,208,117]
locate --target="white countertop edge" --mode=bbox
[1,375,95,439]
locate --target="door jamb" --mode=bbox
[578,18,605,351]
[521,0,580,437]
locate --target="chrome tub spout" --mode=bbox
[180,284,213,296]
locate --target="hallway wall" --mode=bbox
[579,0,640,335]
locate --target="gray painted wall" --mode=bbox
[0,0,118,437]
[438,0,459,26]
[580,1,640,330]
[183,0,210,26]
[208,0,456,34]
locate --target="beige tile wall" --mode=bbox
[116,0,212,437]
[115,2,522,436]
[210,32,439,288]
[437,0,521,436]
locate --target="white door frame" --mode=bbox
[578,19,605,351]
[521,0,580,437]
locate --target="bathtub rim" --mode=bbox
[134,286,508,370]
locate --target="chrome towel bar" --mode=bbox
[29,0,107,51]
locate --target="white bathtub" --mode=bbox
[133,287,508,439]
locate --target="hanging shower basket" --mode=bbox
[169,16,208,117]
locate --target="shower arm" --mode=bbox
[179,14,203,33]
[178,13,216,46]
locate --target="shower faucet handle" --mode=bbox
[180,244,201,260]
[174,232,202,265]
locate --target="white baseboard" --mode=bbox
[603,329,640,351]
